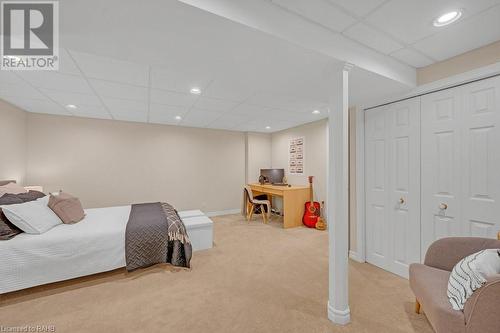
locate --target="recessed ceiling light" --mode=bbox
[265,126,271,130]
[190,87,201,95]
[433,10,462,27]
[65,104,77,109]
[312,110,321,115]
[175,115,182,121]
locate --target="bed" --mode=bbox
[0,182,214,294]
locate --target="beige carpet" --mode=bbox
[0,214,433,333]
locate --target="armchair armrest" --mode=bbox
[464,276,500,333]
[424,237,500,271]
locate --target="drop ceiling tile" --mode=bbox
[69,51,149,86]
[150,66,212,93]
[412,5,500,61]
[245,93,294,110]
[343,22,404,54]
[58,48,82,75]
[233,118,298,133]
[294,104,329,114]
[194,96,239,112]
[71,105,112,120]
[0,96,41,110]
[150,89,197,107]
[272,0,356,32]
[89,79,148,101]
[246,93,322,112]
[366,0,500,44]
[16,71,94,94]
[266,120,303,132]
[266,108,326,123]
[208,114,252,130]
[149,104,188,124]
[0,81,46,100]
[0,71,24,84]
[112,111,148,123]
[10,99,70,116]
[203,78,255,101]
[232,120,263,132]
[180,108,223,127]
[102,98,147,116]
[39,89,102,107]
[264,108,298,120]
[390,48,434,68]
[102,98,147,122]
[327,0,387,17]
[231,103,270,116]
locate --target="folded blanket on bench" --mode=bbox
[125,202,192,271]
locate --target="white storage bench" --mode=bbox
[178,210,214,251]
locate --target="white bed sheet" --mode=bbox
[0,205,131,294]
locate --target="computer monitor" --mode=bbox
[260,168,285,184]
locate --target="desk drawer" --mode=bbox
[250,186,283,197]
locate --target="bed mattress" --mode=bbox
[0,205,213,294]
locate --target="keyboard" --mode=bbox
[272,183,289,186]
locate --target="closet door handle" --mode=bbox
[399,197,405,204]
[439,203,448,210]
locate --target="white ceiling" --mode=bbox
[271,0,500,67]
[1,0,499,132]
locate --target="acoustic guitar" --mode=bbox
[315,201,326,230]
[303,176,320,228]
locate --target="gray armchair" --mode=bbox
[409,237,500,333]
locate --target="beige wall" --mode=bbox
[271,119,327,212]
[25,113,245,212]
[0,100,26,184]
[418,40,500,85]
[270,115,357,251]
[246,132,272,183]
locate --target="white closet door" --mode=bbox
[387,98,420,278]
[461,76,500,238]
[421,88,462,259]
[365,106,390,270]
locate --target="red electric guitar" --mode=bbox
[303,176,321,228]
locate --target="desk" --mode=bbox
[248,183,309,228]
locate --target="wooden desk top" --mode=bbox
[248,183,309,191]
[248,183,310,228]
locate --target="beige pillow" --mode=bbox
[0,182,27,197]
[48,191,85,224]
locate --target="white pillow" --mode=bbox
[1,196,62,234]
[447,249,500,310]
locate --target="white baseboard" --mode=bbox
[205,208,240,217]
[349,250,364,263]
[327,302,351,325]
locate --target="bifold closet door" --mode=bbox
[421,88,462,259]
[461,76,500,238]
[421,76,500,256]
[387,98,420,278]
[365,98,420,278]
[365,106,390,270]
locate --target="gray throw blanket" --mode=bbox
[125,202,192,271]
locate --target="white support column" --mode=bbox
[327,62,353,325]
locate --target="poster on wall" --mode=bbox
[289,137,304,175]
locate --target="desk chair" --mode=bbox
[244,185,271,224]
